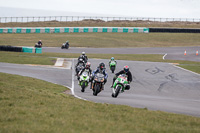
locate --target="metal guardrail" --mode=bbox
[0,16,200,23]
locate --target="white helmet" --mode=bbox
[82,52,85,55]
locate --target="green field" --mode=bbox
[1,33,200,47]
[1,72,200,133]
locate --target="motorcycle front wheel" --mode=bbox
[112,85,121,98]
[93,84,100,96]
[81,81,86,92]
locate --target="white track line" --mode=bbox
[71,58,87,100]
[172,64,200,76]
[163,53,167,60]
[71,58,75,95]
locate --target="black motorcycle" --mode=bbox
[61,42,69,49]
[35,43,42,48]
[92,73,105,96]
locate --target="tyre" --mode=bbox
[81,82,86,92]
[93,84,100,96]
[114,85,121,98]
[111,66,115,73]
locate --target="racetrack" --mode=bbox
[43,46,200,62]
[1,57,200,117]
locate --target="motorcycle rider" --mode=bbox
[37,40,42,47]
[78,52,88,63]
[78,62,92,80]
[65,41,69,47]
[75,58,85,76]
[91,62,108,90]
[111,65,132,91]
[109,57,117,66]
[109,57,117,63]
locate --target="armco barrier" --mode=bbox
[0,27,149,33]
[35,48,42,53]
[149,28,200,33]
[22,47,34,53]
[22,47,42,53]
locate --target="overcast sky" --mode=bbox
[0,0,200,18]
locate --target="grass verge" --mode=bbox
[0,72,200,133]
[0,51,55,65]
[1,51,200,74]
[1,20,200,28]
[1,33,200,47]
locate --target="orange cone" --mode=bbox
[196,50,198,56]
[184,50,186,55]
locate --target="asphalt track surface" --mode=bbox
[1,57,200,117]
[43,46,200,62]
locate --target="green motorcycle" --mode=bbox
[109,61,116,73]
[79,72,90,92]
[111,74,129,98]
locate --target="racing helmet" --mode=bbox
[123,65,129,73]
[99,62,105,70]
[111,57,114,61]
[86,62,91,69]
[82,52,85,56]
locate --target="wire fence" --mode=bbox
[0,16,200,23]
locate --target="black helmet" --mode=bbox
[99,62,105,70]
[123,65,129,73]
